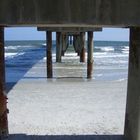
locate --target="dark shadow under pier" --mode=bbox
[9,134,124,140]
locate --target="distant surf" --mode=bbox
[5,40,129,82]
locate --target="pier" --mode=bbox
[38,27,101,78]
[0,1,140,140]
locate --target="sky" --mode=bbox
[5,27,129,41]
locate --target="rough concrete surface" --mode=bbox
[0,0,140,26]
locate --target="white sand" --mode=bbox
[7,58,127,135]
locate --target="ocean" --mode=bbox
[5,40,129,83]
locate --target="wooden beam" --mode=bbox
[46,31,53,78]
[124,27,140,140]
[87,31,93,79]
[0,27,8,139]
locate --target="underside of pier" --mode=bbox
[0,1,140,140]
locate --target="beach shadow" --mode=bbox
[9,134,125,140]
[22,76,85,79]
[5,45,45,94]
[6,82,17,93]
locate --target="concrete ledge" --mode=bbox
[0,0,140,27]
[37,27,102,32]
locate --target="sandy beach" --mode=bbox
[7,57,127,137]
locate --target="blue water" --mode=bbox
[5,40,129,83]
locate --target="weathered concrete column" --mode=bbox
[124,27,140,140]
[73,35,78,54]
[73,35,76,49]
[80,32,86,62]
[56,32,62,62]
[66,35,69,51]
[61,34,67,56]
[87,31,93,79]
[69,36,73,45]
[0,27,8,139]
[46,31,53,78]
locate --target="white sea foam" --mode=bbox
[121,46,129,53]
[5,45,35,51]
[5,52,24,58]
[116,78,127,82]
[122,46,129,51]
[122,51,129,54]
[121,46,129,54]
[107,60,128,64]
[97,74,103,77]
[42,43,46,46]
[94,52,108,56]
[5,45,23,51]
[94,52,128,58]
[5,53,18,57]
[44,53,79,61]
[65,53,78,57]
[100,47,115,52]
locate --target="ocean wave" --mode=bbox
[106,60,128,64]
[5,45,21,50]
[5,45,36,51]
[122,51,129,54]
[61,53,80,59]
[94,52,128,58]
[94,52,108,56]
[121,46,129,54]
[96,74,103,77]
[100,47,115,52]
[42,43,46,46]
[122,46,129,50]
[64,53,79,57]
[116,78,127,82]
[5,52,24,58]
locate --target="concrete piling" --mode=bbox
[124,27,140,140]
[56,32,62,62]
[80,32,86,63]
[0,27,8,139]
[73,35,79,55]
[62,33,67,56]
[69,36,73,45]
[46,31,53,78]
[87,31,93,79]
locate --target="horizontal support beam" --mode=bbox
[62,32,80,36]
[0,0,140,27]
[37,27,102,32]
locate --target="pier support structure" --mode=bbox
[56,32,62,62]
[80,32,86,62]
[73,35,80,56]
[69,36,73,46]
[87,31,93,79]
[124,27,140,140]
[46,31,53,78]
[0,27,8,139]
[61,33,67,56]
